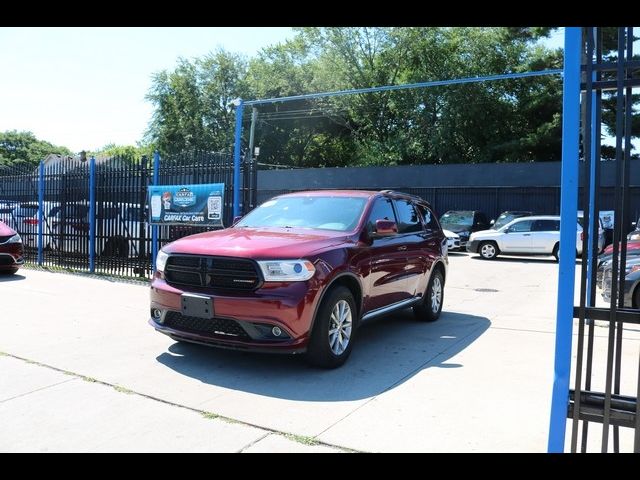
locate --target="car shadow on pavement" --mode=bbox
[0,274,26,282]
[155,310,490,402]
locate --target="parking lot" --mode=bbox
[1,252,639,452]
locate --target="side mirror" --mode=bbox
[504,228,510,234]
[490,219,495,226]
[375,219,398,236]
[232,215,243,226]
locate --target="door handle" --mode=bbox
[523,234,531,236]
[397,245,408,251]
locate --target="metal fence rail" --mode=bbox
[0,150,243,278]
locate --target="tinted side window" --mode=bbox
[366,198,397,233]
[417,205,439,231]
[532,220,560,232]
[394,199,422,234]
[509,220,534,232]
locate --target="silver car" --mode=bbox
[466,215,583,261]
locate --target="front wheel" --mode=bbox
[413,269,444,322]
[479,241,499,260]
[552,243,560,262]
[306,286,357,369]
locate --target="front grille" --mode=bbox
[165,255,261,291]
[163,311,250,339]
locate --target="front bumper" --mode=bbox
[466,240,480,253]
[150,275,323,353]
[0,243,24,271]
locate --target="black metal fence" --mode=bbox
[568,27,640,453]
[0,150,249,278]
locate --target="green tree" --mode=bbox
[145,49,250,155]
[0,130,72,169]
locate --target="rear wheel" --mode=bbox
[553,243,560,262]
[0,268,18,275]
[306,286,357,369]
[413,269,444,322]
[479,241,499,260]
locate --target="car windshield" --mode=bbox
[440,211,473,228]
[236,195,367,232]
[493,214,517,230]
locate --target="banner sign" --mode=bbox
[148,183,224,226]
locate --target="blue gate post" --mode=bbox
[232,99,244,218]
[548,26,582,453]
[88,157,96,273]
[37,160,44,266]
[151,151,160,273]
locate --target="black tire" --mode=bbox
[413,269,444,322]
[478,241,499,260]
[633,286,640,309]
[306,286,357,369]
[0,268,18,275]
[552,243,560,262]
[103,238,129,258]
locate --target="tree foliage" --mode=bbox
[145,27,569,167]
[0,130,72,169]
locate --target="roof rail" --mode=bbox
[379,189,430,206]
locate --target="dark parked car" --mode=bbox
[490,211,533,230]
[601,256,640,308]
[150,190,448,368]
[439,210,489,248]
[0,220,24,275]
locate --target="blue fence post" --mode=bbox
[151,151,160,273]
[88,157,96,273]
[548,26,582,453]
[232,99,244,218]
[37,160,44,266]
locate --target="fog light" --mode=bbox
[152,308,162,319]
[272,326,282,337]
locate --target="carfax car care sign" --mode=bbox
[148,183,224,227]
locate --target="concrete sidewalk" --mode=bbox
[1,256,638,452]
[0,354,341,453]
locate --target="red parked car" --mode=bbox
[150,190,448,368]
[0,220,24,274]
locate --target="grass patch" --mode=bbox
[113,385,135,395]
[201,412,219,420]
[283,433,320,446]
[81,376,98,383]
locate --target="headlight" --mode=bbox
[258,259,315,282]
[156,250,169,272]
[4,234,21,244]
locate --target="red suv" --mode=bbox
[150,190,448,368]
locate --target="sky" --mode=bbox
[0,27,295,153]
[0,27,567,154]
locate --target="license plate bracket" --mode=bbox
[181,293,214,319]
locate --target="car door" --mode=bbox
[501,219,534,252]
[530,219,560,253]
[393,198,434,297]
[362,197,412,313]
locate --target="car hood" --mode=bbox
[440,224,472,234]
[603,241,640,255]
[0,221,16,237]
[163,226,353,259]
[470,229,502,240]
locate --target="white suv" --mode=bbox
[466,215,583,261]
